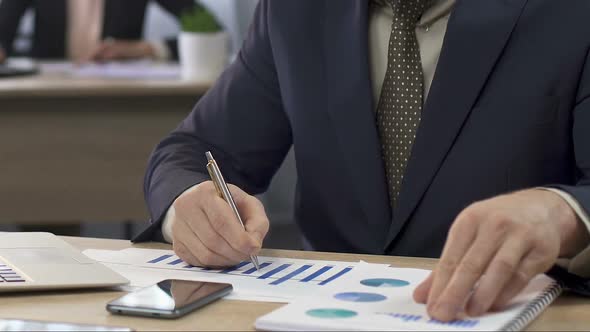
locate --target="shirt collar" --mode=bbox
[419,0,455,28]
[371,0,456,28]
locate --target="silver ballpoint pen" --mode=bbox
[205,151,261,270]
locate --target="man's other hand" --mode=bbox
[86,39,156,62]
[414,189,589,322]
[170,181,269,269]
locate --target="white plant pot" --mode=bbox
[179,31,228,82]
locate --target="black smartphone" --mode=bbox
[106,279,233,319]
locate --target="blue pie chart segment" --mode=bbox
[360,278,410,288]
[334,292,387,302]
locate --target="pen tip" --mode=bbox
[205,151,214,161]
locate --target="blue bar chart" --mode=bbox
[144,254,354,287]
[0,263,26,283]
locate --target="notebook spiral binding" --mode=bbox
[500,281,563,332]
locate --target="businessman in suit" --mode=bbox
[137,0,590,321]
[0,0,198,62]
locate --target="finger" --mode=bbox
[232,188,269,245]
[430,226,502,322]
[203,193,260,255]
[89,44,110,61]
[426,212,478,315]
[100,47,119,61]
[180,202,249,263]
[466,235,532,316]
[173,239,203,267]
[174,222,236,268]
[491,250,551,311]
[413,272,434,304]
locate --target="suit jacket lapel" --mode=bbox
[323,0,392,250]
[385,0,529,248]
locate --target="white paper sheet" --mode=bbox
[40,61,180,80]
[256,264,558,331]
[84,248,388,303]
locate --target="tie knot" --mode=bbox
[386,0,431,29]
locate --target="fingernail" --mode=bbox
[432,303,459,322]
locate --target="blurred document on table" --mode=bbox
[40,60,180,80]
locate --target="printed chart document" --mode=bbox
[84,248,380,303]
[255,265,561,331]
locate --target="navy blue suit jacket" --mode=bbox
[137,0,590,261]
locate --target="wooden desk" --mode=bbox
[0,71,209,223]
[1,237,588,331]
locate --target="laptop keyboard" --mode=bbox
[0,262,26,283]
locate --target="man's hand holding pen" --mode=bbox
[171,181,269,268]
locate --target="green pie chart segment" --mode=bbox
[360,278,410,288]
[306,308,358,319]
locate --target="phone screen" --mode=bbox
[108,280,232,316]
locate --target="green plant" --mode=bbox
[180,6,222,33]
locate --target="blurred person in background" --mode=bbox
[0,0,200,63]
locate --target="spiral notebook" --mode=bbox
[255,265,562,331]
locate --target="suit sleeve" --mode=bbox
[549,49,590,278]
[134,0,291,242]
[0,0,32,55]
[153,0,203,60]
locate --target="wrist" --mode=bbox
[544,190,589,258]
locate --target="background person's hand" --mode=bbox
[171,181,269,269]
[413,189,589,322]
[0,48,6,63]
[86,39,156,62]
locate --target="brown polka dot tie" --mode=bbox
[376,0,430,210]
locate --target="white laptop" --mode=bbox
[0,232,128,292]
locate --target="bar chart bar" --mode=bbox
[147,254,174,264]
[301,266,333,282]
[270,265,313,285]
[221,261,251,274]
[167,258,184,266]
[258,264,291,280]
[318,267,353,285]
[243,262,272,275]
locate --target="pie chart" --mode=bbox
[334,292,387,302]
[360,278,410,288]
[306,308,358,319]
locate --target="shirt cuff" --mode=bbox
[161,184,201,243]
[541,187,590,277]
[150,40,171,62]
